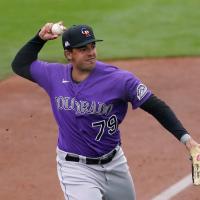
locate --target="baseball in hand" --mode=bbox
[51,23,66,35]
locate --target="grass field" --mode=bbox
[1,0,200,79]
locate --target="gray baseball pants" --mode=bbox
[56,147,136,200]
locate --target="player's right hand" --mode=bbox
[39,23,59,41]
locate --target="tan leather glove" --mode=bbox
[190,146,200,185]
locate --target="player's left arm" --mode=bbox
[140,94,199,147]
[140,94,200,184]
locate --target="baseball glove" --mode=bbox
[190,146,200,185]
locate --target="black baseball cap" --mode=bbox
[62,24,103,49]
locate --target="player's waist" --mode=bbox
[56,145,120,165]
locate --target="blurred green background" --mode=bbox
[1,0,200,79]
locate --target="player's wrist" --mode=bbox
[180,134,191,144]
[34,31,48,43]
[185,137,199,152]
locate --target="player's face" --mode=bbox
[67,42,97,72]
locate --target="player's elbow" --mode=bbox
[11,58,20,75]
[11,57,28,77]
[11,58,34,82]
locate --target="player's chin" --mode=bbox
[84,59,96,69]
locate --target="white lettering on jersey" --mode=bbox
[55,96,113,116]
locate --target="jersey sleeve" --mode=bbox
[124,71,152,109]
[30,60,52,93]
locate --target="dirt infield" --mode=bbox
[1,57,200,200]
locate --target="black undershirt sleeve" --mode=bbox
[140,94,189,141]
[11,33,46,82]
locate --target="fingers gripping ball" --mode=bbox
[190,146,200,185]
[51,23,66,35]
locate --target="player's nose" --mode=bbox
[85,43,96,55]
[87,48,96,57]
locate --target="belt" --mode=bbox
[65,145,120,165]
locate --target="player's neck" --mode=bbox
[71,67,92,83]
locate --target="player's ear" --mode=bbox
[64,49,72,61]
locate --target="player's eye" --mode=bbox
[91,42,96,49]
[79,47,87,52]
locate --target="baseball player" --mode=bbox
[11,22,200,200]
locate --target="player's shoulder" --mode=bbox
[32,60,67,71]
[32,60,66,67]
[96,61,134,77]
[44,61,66,69]
[96,61,119,72]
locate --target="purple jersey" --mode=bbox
[30,60,151,157]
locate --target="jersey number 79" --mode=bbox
[92,114,118,141]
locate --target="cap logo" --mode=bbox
[81,28,91,37]
[65,41,70,47]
